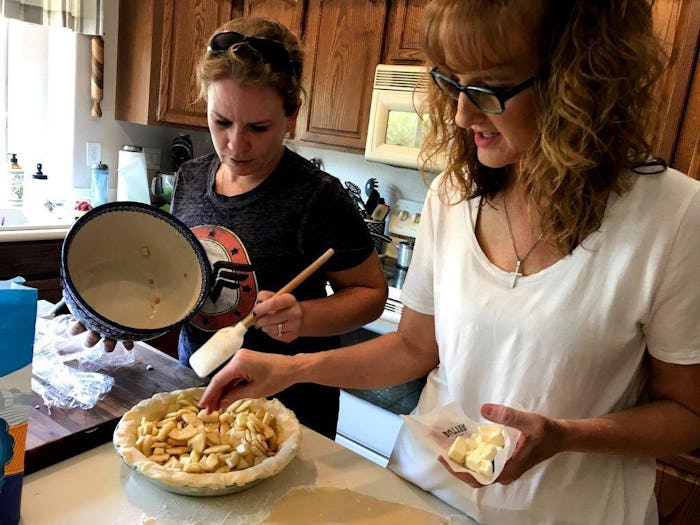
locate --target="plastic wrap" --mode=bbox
[31,305,135,411]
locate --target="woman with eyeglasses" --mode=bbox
[201,2,700,522]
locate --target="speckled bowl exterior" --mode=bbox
[61,201,210,342]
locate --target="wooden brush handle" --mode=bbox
[240,248,335,328]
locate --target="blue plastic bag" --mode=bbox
[0,278,37,525]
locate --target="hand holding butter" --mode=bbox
[400,401,519,486]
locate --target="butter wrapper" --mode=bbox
[401,401,520,485]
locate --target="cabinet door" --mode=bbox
[243,0,306,38]
[115,0,161,125]
[382,0,426,65]
[0,240,63,303]
[297,0,388,150]
[158,0,234,127]
[673,49,700,180]
[651,0,700,179]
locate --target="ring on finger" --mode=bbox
[277,322,284,337]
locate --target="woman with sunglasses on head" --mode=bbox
[201,2,700,522]
[71,17,386,439]
[163,17,387,439]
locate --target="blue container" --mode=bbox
[0,279,37,525]
[90,162,109,207]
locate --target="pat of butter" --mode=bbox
[447,436,468,464]
[477,424,505,447]
[446,423,506,479]
[471,443,498,461]
[466,455,493,477]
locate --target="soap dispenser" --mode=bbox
[26,163,49,211]
[7,153,24,203]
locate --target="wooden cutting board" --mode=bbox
[26,342,205,474]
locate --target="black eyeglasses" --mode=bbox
[208,31,296,77]
[430,66,534,114]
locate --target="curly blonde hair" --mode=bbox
[197,17,304,116]
[420,0,666,251]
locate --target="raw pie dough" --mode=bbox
[261,487,453,524]
[113,387,301,490]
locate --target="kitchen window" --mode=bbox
[0,16,76,193]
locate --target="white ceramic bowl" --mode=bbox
[61,201,210,341]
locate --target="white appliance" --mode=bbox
[116,145,150,204]
[335,198,425,466]
[365,64,445,172]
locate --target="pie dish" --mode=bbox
[113,387,302,496]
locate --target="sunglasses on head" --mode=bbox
[207,31,296,77]
[430,66,534,114]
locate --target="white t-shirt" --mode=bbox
[388,168,700,525]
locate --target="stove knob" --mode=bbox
[399,210,409,220]
[413,213,421,223]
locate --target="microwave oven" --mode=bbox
[364,64,445,172]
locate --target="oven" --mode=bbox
[335,199,426,466]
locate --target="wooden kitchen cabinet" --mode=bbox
[115,0,428,152]
[242,0,306,38]
[382,0,427,65]
[116,0,698,162]
[116,0,233,128]
[651,0,700,180]
[158,0,234,126]
[0,239,63,303]
[296,0,387,150]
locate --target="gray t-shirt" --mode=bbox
[170,147,374,437]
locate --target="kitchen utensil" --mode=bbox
[365,177,378,197]
[61,201,210,342]
[364,178,381,215]
[371,202,390,221]
[345,181,361,194]
[344,181,367,217]
[189,248,335,377]
[396,240,414,269]
[365,189,380,216]
[368,232,414,268]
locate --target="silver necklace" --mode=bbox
[503,195,544,288]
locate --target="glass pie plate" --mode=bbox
[113,387,302,496]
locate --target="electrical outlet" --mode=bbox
[86,142,102,166]
[144,147,161,170]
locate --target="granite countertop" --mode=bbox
[344,376,426,416]
[344,256,427,416]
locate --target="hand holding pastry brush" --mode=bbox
[189,248,335,377]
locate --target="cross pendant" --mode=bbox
[511,260,523,288]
